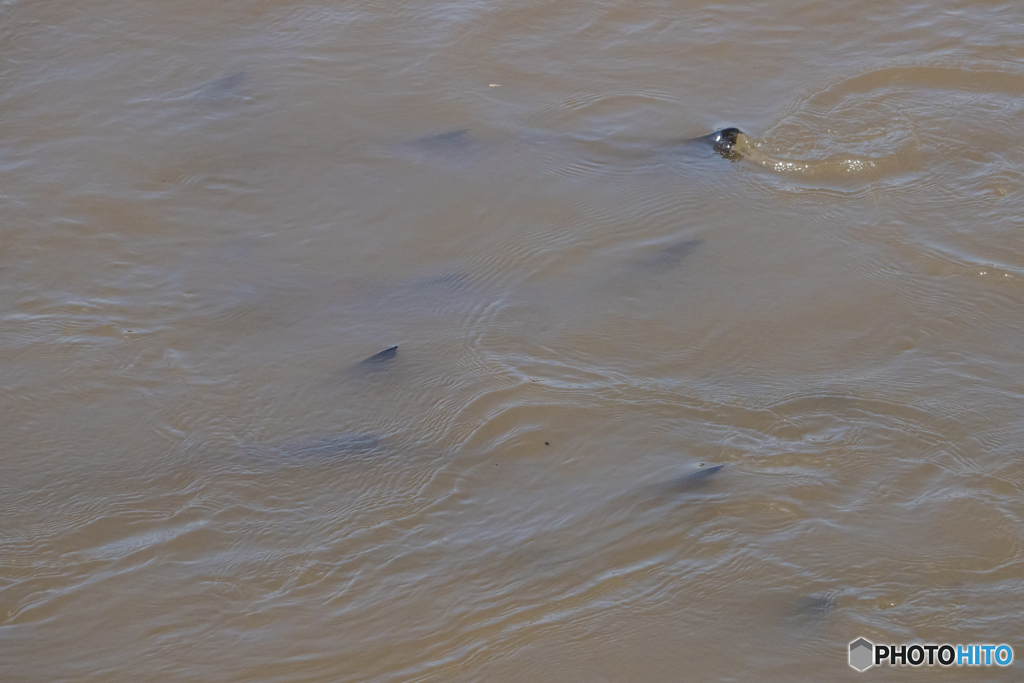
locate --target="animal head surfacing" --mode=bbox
[704,127,750,159]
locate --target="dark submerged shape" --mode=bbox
[793,593,835,616]
[358,345,398,366]
[411,129,470,150]
[668,464,724,491]
[635,239,703,273]
[196,71,246,100]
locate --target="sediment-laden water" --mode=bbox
[2,0,1023,680]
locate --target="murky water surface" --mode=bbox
[2,0,1024,680]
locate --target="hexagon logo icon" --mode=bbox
[849,638,874,671]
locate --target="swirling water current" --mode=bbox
[2,0,1023,681]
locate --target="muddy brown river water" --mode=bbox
[2,0,1024,681]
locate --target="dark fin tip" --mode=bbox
[668,463,725,491]
[359,345,398,365]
